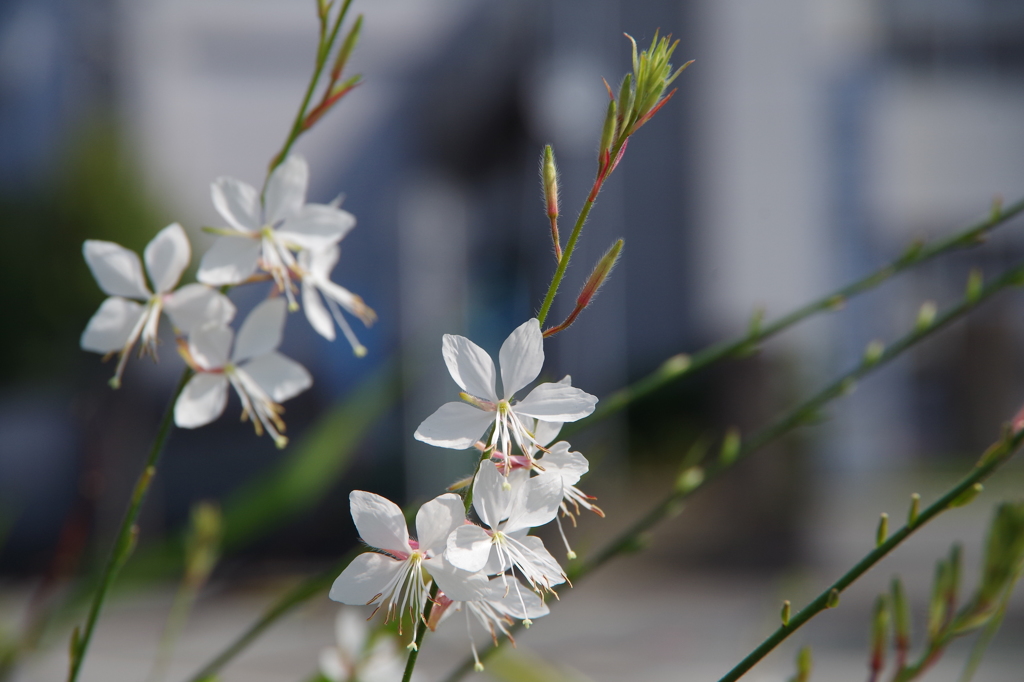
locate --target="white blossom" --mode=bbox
[319,609,406,682]
[197,156,355,313]
[414,319,597,469]
[329,492,480,632]
[81,223,235,388]
[173,298,311,448]
[298,245,375,355]
[446,464,566,594]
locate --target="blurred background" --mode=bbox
[2,0,1024,680]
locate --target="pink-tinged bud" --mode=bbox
[543,239,623,338]
[870,595,889,676]
[542,145,559,221]
[427,593,453,631]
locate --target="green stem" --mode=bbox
[181,203,1024,681]
[437,260,1024,682]
[401,583,439,682]
[716,431,1024,682]
[264,0,352,184]
[564,196,1024,436]
[67,368,191,682]
[536,197,598,326]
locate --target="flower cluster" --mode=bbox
[80,156,373,447]
[331,319,602,669]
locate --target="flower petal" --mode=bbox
[442,334,497,401]
[80,297,145,353]
[514,382,598,422]
[334,610,367,662]
[484,577,549,619]
[424,556,490,602]
[319,647,345,682]
[186,323,232,370]
[301,279,335,340]
[277,204,355,251]
[196,235,261,286]
[514,535,565,587]
[264,155,308,225]
[445,524,493,574]
[174,373,229,428]
[211,176,261,233]
[144,223,191,293]
[413,402,494,450]
[533,418,563,448]
[538,442,589,484]
[232,298,286,363]
[83,240,150,299]
[472,463,513,530]
[349,491,411,554]
[238,351,311,403]
[163,284,236,333]
[504,474,562,533]
[303,244,340,278]
[498,319,543,399]
[415,493,465,555]
[329,552,405,605]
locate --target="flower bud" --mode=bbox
[870,594,889,675]
[781,600,791,626]
[978,502,1024,606]
[966,268,983,303]
[675,466,704,494]
[541,145,559,222]
[949,482,983,508]
[890,578,911,655]
[793,646,812,682]
[908,492,921,526]
[185,501,222,587]
[876,513,889,547]
[331,14,363,81]
[826,588,840,609]
[599,99,617,165]
[915,301,937,331]
[863,340,885,366]
[719,427,741,465]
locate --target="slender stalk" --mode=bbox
[182,204,1024,680]
[536,197,598,326]
[437,260,1024,682]
[565,196,1024,436]
[401,583,439,682]
[66,368,192,682]
[265,0,353,183]
[716,430,1024,682]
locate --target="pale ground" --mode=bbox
[5,469,1024,682]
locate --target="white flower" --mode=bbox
[428,576,549,672]
[414,319,597,468]
[446,464,566,594]
[81,223,235,388]
[197,155,355,311]
[319,609,406,682]
[329,492,478,632]
[534,442,603,560]
[173,298,311,448]
[298,245,376,355]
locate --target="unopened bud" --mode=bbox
[876,513,889,547]
[978,502,1024,605]
[928,558,951,639]
[781,600,791,626]
[966,269,983,303]
[599,99,617,163]
[720,428,741,465]
[616,73,634,129]
[870,594,890,673]
[949,482,983,508]
[331,14,363,81]
[185,501,222,586]
[908,493,921,526]
[661,353,691,376]
[863,340,885,366]
[794,646,812,682]
[891,578,911,653]
[675,466,704,494]
[915,301,937,331]
[542,145,559,220]
[579,240,623,309]
[827,588,840,609]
